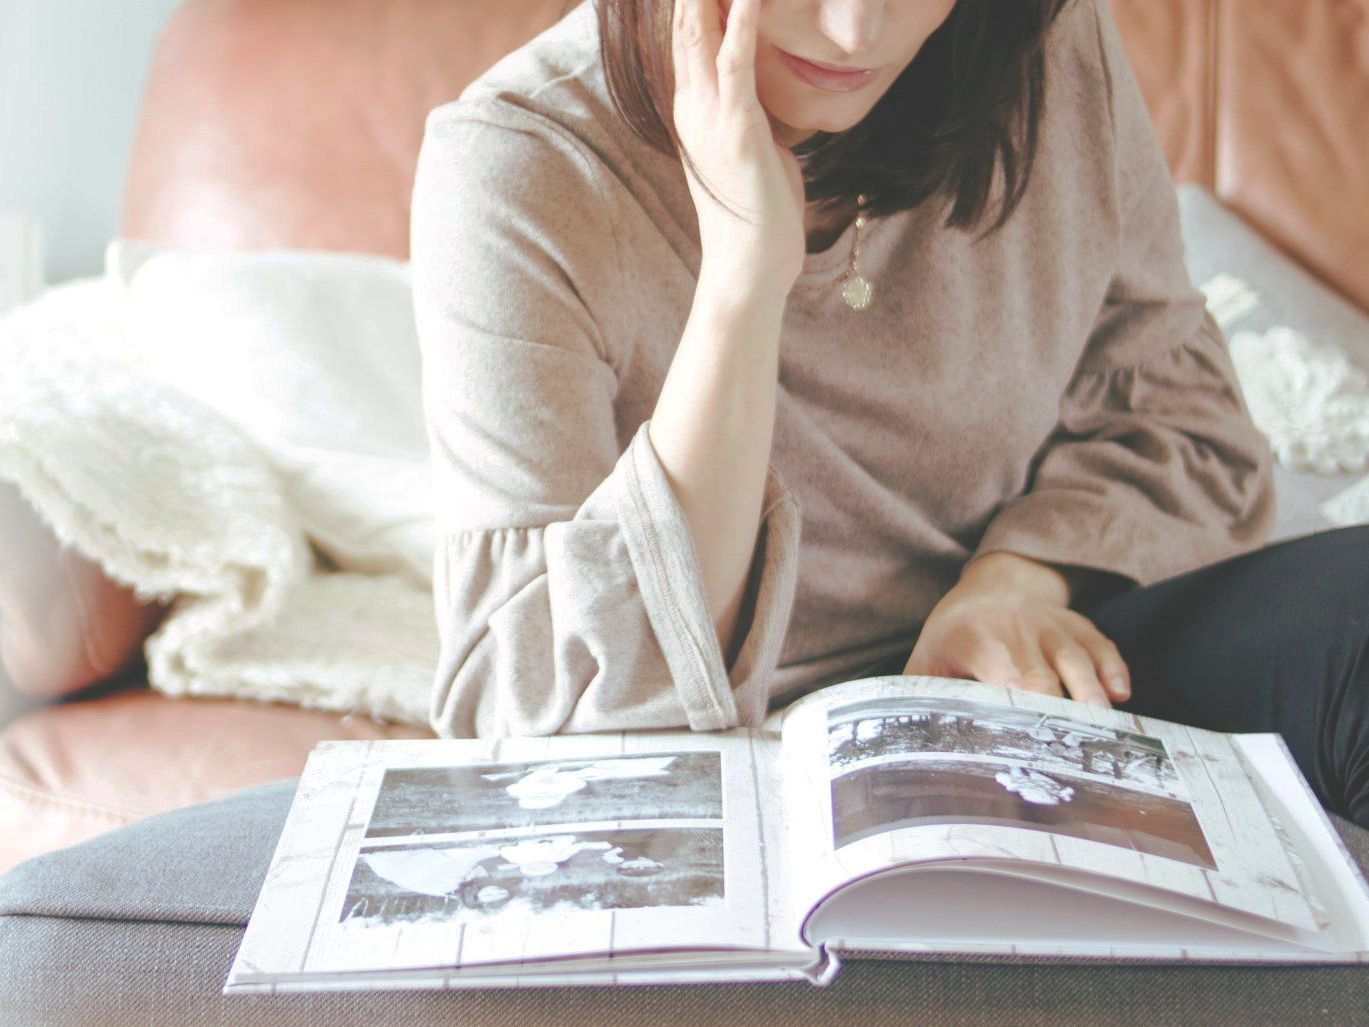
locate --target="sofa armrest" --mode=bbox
[0,480,164,704]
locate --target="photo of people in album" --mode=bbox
[338,750,728,927]
[341,827,725,927]
[365,751,723,836]
[826,697,1216,868]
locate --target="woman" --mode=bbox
[411,0,1369,826]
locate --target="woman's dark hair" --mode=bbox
[596,0,1076,237]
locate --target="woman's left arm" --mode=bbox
[903,0,1277,704]
[905,259,1277,708]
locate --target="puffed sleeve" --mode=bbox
[970,0,1276,589]
[411,104,801,738]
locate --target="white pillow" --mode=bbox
[106,239,434,585]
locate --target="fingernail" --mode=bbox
[1108,676,1130,698]
[1086,695,1111,709]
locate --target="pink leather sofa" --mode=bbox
[1,0,1366,875]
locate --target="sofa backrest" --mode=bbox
[1110,0,1369,313]
[120,0,578,259]
[123,0,1369,315]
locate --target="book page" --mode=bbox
[228,729,809,990]
[1235,734,1369,952]
[776,676,1325,935]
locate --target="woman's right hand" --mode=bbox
[672,0,807,301]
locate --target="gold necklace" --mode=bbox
[792,193,872,311]
[842,193,873,311]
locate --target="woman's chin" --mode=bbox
[764,101,867,149]
[765,111,824,149]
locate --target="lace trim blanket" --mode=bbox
[1230,326,1369,524]
[0,276,435,725]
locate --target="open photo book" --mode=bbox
[224,676,1369,993]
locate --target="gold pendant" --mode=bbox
[842,274,872,311]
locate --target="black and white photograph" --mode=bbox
[364,752,723,837]
[339,827,725,926]
[830,757,1216,869]
[827,696,1183,798]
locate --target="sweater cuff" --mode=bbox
[971,491,1152,590]
[615,420,800,731]
[723,463,801,728]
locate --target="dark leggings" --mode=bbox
[1077,524,1369,828]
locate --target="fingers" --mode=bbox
[1042,631,1110,708]
[913,613,1131,711]
[900,645,971,680]
[673,0,762,110]
[671,0,691,95]
[945,627,1060,698]
[962,621,1065,700]
[715,0,761,111]
[671,0,697,97]
[1005,636,1068,700]
[1050,615,1133,705]
[672,0,724,100]
[1089,633,1132,703]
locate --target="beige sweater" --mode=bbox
[410,0,1275,738]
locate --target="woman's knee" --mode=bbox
[1087,526,1369,823]
[1245,525,1369,611]
[1247,527,1369,826]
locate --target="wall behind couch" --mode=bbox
[0,0,183,285]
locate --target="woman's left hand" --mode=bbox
[900,552,1132,708]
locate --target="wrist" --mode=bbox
[696,264,793,313]
[957,551,1071,607]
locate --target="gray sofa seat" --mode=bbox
[1,777,1367,1026]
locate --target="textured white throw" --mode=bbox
[1230,326,1369,475]
[0,260,436,725]
[1228,325,1369,526]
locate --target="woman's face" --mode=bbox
[721,0,959,148]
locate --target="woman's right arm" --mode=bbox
[411,106,801,739]
[649,0,807,666]
[648,281,786,671]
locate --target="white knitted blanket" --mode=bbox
[1229,326,1369,525]
[0,272,435,725]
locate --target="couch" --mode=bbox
[0,0,583,874]
[7,0,1366,875]
[1,0,1368,1020]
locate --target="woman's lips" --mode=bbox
[777,49,880,93]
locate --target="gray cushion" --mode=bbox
[1177,185,1369,544]
[2,777,1367,1026]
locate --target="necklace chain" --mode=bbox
[790,194,873,311]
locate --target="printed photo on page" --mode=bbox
[229,733,794,985]
[341,753,726,928]
[780,677,1324,934]
[826,695,1213,868]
